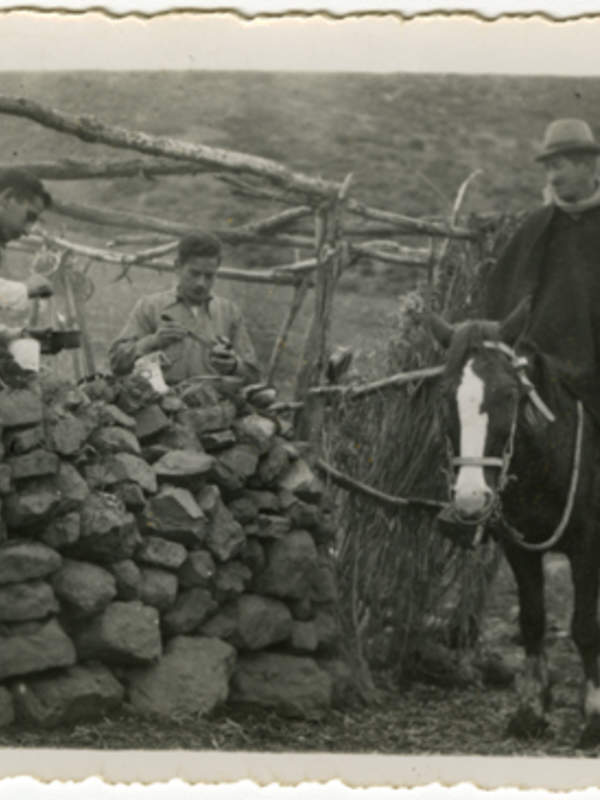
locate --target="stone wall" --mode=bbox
[0,372,346,728]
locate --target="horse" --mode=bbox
[429,298,600,746]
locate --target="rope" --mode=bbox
[503,400,584,552]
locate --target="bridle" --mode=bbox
[442,339,582,551]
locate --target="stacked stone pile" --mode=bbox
[0,373,346,729]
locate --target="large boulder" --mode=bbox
[0,618,76,680]
[7,448,59,481]
[254,530,319,600]
[100,453,158,495]
[46,415,88,457]
[210,444,259,492]
[135,403,171,441]
[54,462,90,513]
[0,541,61,585]
[74,492,141,563]
[3,482,62,528]
[51,559,117,617]
[75,601,161,666]
[202,594,292,651]
[234,415,277,455]
[256,440,290,486]
[214,561,252,601]
[0,387,43,428]
[161,587,216,636]
[178,549,216,589]
[0,686,14,727]
[90,426,141,456]
[40,512,81,550]
[231,653,332,718]
[110,559,142,601]
[12,663,124,728]
[278,459,324,502]
[129,636,235,719]
[140,486,207,547]
[5,425,45,455]
[0,580,59,622]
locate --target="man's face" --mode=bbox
[177,255,219,304]
[542,153,598,203]
[0,190,45,243]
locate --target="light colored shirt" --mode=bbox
[109,286,260,385]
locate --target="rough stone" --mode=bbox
[291,620,318,652]
[8,449,59,481]
[318,657,357,708]
[135,403,171,441]
[161,587,216,636]
[290,596,313,622]
[51,559,117,617]
[110,559,142,601]
[12,663,124,728]
[206,498,245,562]
[0,541,61,585]
[75,601,161,665]
[254,514,291,540]
[0,618,76,680]
[90,426,141,456]
[129,636,235,718]
[244,490,280,513]
[231,653,332,718]
[200,604,238,641]
[47,416,88,456]
[234,414,277,455]
[55,462,89,512]
[141,486,207,547]
[101,453,158,495]
[178,550,216,588]
[139,567,178,611]
[98,403,136,430]
[156,422,201,453]
[153,450,215,484]
[4,425,44,455]
[199,429,236,453]
[0,686,14,727]
[211,444,259,492]
[314,610,339,649]
[4,482,61,528]
[310,560,338,604]
[0,465,11,495]
[0,580,59,622]
[234,594,292,650]
[215,561,252,600]
[114,482,146,512]
[160,394,184,414]
[40,512,81,550]
[289,500,321,531]
[136,536,187,571]
[256,440,290,486]
[278,459,324,503]
[0,387,43,428]
[196,483,221,517]
[239,537,266,575]
[75,491,141,563]
[228,496,258,524]
[255,531,319,600]
[185,401,236,435]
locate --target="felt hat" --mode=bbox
[535,118,600,162]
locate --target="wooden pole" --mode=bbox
[65,260,96,377]
[265,273,311,386]
[346,198,475,240]
[0,157,210,181]
[0,96,342,199]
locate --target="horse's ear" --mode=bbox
[499,296,531,345]
[428,312,454,349]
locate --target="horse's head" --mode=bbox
[430,299,531,524]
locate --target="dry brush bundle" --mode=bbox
[325,215,519,683]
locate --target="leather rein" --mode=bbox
[445,340,583,552]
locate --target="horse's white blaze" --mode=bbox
[454,359,490,515]
[584,680,600,716]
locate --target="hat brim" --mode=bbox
[535,142,600,162]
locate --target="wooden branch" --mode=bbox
[107,233,172,247]
[266,273,311,385]
[315,458,444,510]
[0,157,210,181]
[24,233,304,286]
[347,198,475,240]
[50,197,314,249]
[351,242,431,267]
[307,365,444,399]
[0,96,341,199]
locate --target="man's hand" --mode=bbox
[26,274,54,299]
[137,323,188,356]
[210,337,238,375]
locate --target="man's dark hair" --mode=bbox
[176,233,222,266]
[0,168,52,208]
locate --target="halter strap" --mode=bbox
[452,456,504,469]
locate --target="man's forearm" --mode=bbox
[109,336,156,375]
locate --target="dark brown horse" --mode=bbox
[430,300,600,746]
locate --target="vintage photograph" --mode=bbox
[0,8,600,790]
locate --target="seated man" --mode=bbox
[0,168,54,337]
[109,233,260,386]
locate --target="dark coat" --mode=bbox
[485,203,600,425]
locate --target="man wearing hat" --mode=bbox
[109,232,260,385]
[485,118,600,424]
